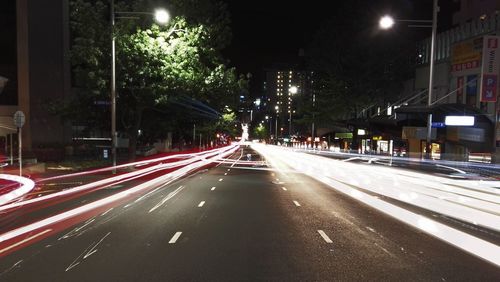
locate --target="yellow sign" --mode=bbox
[451,37,482,72]
[372,136,383,141]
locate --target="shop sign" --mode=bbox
[480,36,500,102]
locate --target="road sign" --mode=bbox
[13,111,25,128]
[432,122,446,128]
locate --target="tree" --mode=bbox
[66,0,246,160]
[305,0,414,123]
[253,124,268,140]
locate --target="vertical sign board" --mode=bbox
[480,36,500,102]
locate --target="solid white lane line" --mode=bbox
[211,187,216,191]
[0,229,52,255]
[219,178,223,182]
[318,230,333,243]
[198,201,205,207]
[169,232,182,244]
[293,200,301,207]
[282,187,287,191]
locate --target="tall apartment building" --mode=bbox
[264,65,314,138]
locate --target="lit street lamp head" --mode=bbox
[154,9,170,24]
[379,15,395,29]
[289,86,298,94]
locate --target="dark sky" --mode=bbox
[222,0,455,94]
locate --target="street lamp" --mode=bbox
[110,0,170,170]
[379,15,395,29]
[378,0,437,159]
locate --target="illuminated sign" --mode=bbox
[480,36,500,102]
[357,129,366,136]
[451,38,482,73]
[372,136,383,141]
[445,116,475,126]
[335,133,353,139]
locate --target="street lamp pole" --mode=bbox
[379,4,437,159]
[312,93,316,147]
[109,2,170,171]
[425,0,438,159]
[111,0,117,171]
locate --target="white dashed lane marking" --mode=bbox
[169,232,182,244]
[293,201,301,207]
[318,230,333,243]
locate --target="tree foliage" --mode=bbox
[306,1,414,122]
[65,0,246,158]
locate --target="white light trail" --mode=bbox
[0,145,238,252]
[0,174,35,205]
[252,144,500,266]
[0,145,239,212]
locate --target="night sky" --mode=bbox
[0,0,455,96]
[223,0,455,95]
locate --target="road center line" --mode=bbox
[318,230,333,243]
[282,187,287,191]
[218,178,223,182]
[211,187,216,191]
[293,200,301,207]
[198,201,205,207]
[169,232,182,244]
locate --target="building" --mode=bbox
[343,0,500,161]
[263,64,314,143]
[0,0,72,161]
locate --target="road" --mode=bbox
[0,145,499,281]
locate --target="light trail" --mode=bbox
[0,145,238,212]
[0,145,238,256]
[0,174,36,206]
[252,144,500,267]
[38,145,238,183]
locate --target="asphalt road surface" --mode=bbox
[0,146,499,281]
